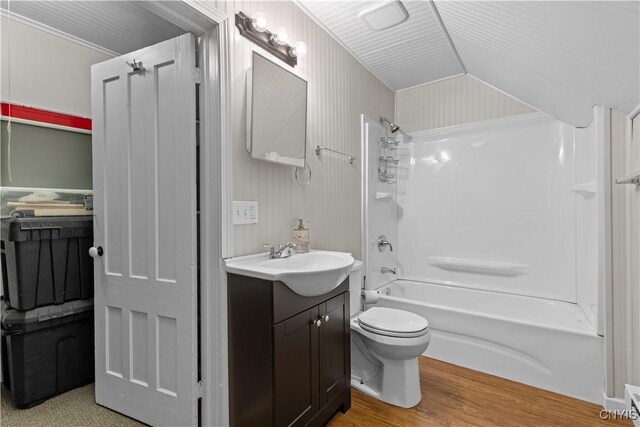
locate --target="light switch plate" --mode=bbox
[233,201,258,225]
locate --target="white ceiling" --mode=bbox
[2,1,638,126]
[0,1,209,55]
[298,0,465,90]
[300,0,640,127]
[436,1,640,127]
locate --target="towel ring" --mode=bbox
[295,164,312,186]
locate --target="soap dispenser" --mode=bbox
[293,219,310,253]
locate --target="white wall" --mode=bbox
[395,74,534,134]
[0,16,112,117]
[210,1,395,258]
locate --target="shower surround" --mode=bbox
[361,112,603,403]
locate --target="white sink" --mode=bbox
[224,250,355,297]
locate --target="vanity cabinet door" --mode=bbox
[274,307,319,427]
[318,292,349,407]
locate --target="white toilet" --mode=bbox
[348,262,431,408]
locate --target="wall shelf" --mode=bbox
[428,256,528,277]
[572,183,597,197]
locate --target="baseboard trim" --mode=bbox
[602,392,627,411]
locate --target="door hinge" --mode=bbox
[195,380,204,399]
[193,67,202,84]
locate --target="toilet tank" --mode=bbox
[349,261,363,316]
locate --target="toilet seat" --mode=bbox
[358,307,429,338]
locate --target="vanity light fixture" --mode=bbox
[251,13,268,32]
[235,11,307,67]
[289,41,308,58]
[270,27,289,46]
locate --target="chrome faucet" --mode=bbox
[264,242,297,259]
[377,235,393,252]
[381,267,396,275]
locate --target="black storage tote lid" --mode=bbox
[1,216,93,242]
[1,298,94,335]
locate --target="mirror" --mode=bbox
[247,52,307,167]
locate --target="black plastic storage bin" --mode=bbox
[1,216,94,310]
[1,298,95,408]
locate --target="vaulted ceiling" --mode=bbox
[298,0,640,127]
[2,0,638,127]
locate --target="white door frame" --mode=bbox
[197,11,233,427]
[143,2,233,425]
[601,102,640,409]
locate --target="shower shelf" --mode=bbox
[572,183,597,197]
[378,134,401,183]
[379,156,399,164]
[378,169,396,183]
[428,256,528,277]
[380,136,399,148]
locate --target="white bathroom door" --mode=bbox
[91,33,199,426]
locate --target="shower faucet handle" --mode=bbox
[381,267,396,275]
[377,235,393,252]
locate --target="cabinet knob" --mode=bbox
[322,315,330,323]
[313,319,322,327]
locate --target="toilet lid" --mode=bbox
[358,307,429,337]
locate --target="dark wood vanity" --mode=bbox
[227,274,351,427]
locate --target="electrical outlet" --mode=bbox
[233,201,258,225]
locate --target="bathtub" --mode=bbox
[375,280,604,403]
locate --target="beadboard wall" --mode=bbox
[610,108,640,397]
[395,74,534,133]
[211,1,394,257]
[610,108,628,398]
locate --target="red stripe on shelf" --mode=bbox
[1,102,92,130]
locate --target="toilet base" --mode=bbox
[349,312,430,409]
[351,353,423,408]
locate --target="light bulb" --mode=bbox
[271,27,289,45]
[289,41,308,58]
[251,13,268,32]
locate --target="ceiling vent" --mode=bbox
[359,1,409,31]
